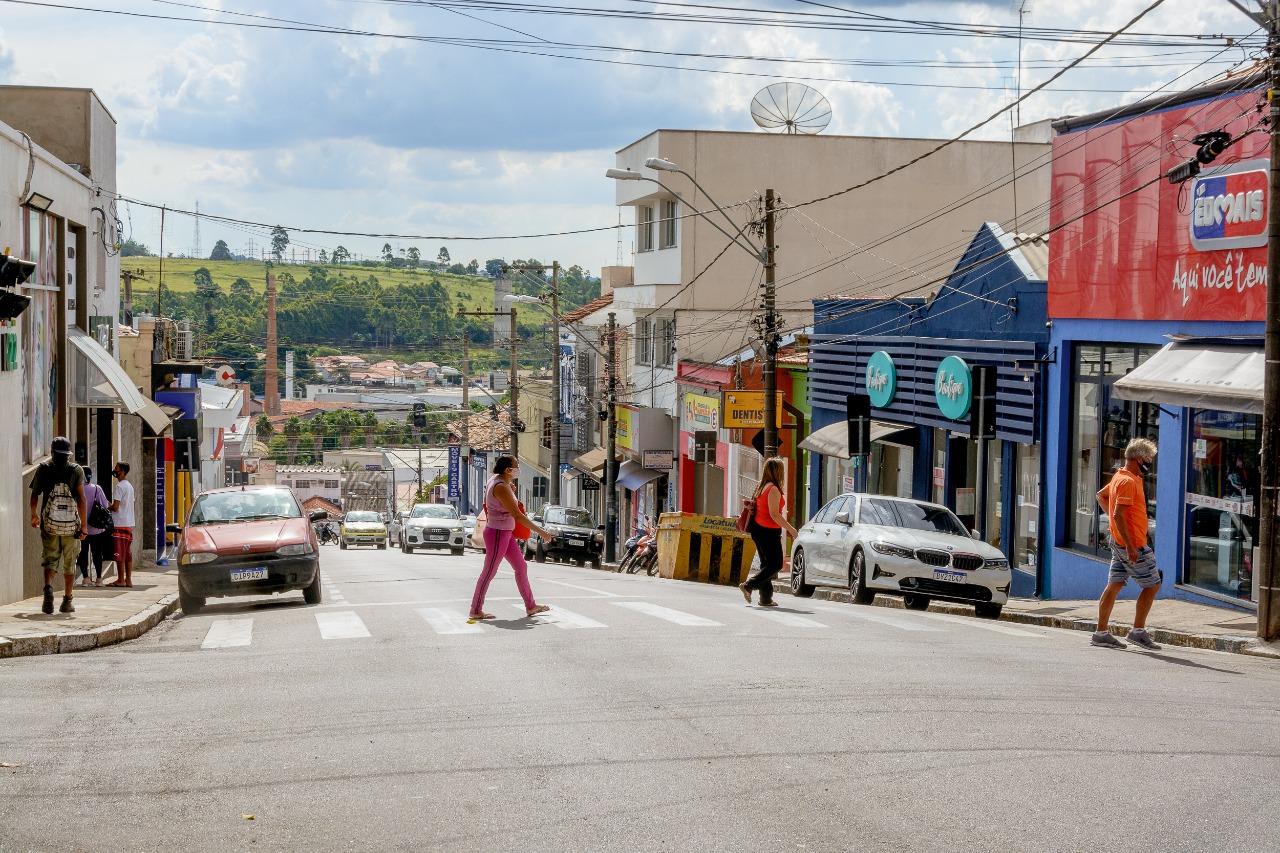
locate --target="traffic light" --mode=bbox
[411,402,427,430]
[0,252,35,320]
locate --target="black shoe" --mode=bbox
[42,585,54,614]
[59,597,75,614]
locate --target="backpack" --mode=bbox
[41,476,81,536]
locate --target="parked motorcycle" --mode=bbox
[317,523,339,546]
[621,518,658,576]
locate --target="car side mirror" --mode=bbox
[532,515,542,523]
[834,511,851,526]
[165,523,183,534]
[309,510,328,522]
[971,529,981,539]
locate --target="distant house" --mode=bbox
[302,495,343,520]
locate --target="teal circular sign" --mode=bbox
[865,350,897,408]
[935,355,973,420]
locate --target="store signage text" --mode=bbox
[934,355,972,421]
[615,405,634,451]
[1189,160,1269,252]
[1172,250,1268,308]
[719,390,783,429]
[1186,491,1255,517]
[865,350,897,408]
[681,392,720,433]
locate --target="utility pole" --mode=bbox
[604,311,619,563]
[508,306,518,457]
[549,261,562,504]
[762,188,779,458]
[1261,0,1280,641]
[264,263,280,416]
[461,334,471,515]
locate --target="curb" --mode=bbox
[769,580,1276,659]
[0,593,179,660]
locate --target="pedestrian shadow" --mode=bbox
[486,618,537,631]
[1125,650,1243,675]
[750,605,816,616]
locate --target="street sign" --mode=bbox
[215,364,236,385]
[447,445,461,499]
[642,449,674,470]
[581,477,600,491]
[559,462,573,475]
[720,390,783,429]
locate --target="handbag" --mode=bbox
[514,501,532,541]
[471,510,486,549]
[735,494,755,533]
[89,492,114,533]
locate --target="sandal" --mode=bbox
[467,612,496,622]
[526,604,550,617]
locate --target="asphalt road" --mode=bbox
[2,544,1278,852]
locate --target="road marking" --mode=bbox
[613,601,722,627]
[417,607,484,635]
[201,618,253,649]
[509,603,607,629]
[523,575,622,598]
[920,612,1046,638]
[315,610,371,640]
[316,594,634,609]
[733,605,826,629]
[811,603,942,632]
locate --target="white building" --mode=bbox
[197,380,244,494]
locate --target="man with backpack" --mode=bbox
[28,436,89,615]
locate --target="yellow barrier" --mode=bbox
[656,512,757,586]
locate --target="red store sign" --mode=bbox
[1048,89,1268,322]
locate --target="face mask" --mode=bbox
[1138,461,1153,475]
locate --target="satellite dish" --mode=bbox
[750,82,832,135]
[216,364,236,385]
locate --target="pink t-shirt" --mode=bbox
[484,475,515,531]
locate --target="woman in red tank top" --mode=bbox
[739,457,798,607]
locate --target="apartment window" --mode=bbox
[325,480,339,489]
[1068,343,1160,558]
[635,318,653,366]
[659,199,678,249]
[637,205,655,253]
[295,479,311,489]
[533,476,549,500]
[656,318,676,368]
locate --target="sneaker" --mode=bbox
[1126,628,1162,651]
[41,585,54,615]
[1091,630,1127,649]
[59,597,75,614]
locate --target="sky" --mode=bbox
[0,0,1263,273]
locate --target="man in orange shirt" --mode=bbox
[1092,438,1161,650]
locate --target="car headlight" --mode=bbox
[180,551,217,565]
[277,542,314,557]
[871,541,915,558]
[984,558,1010,570]
[594,532,604,543]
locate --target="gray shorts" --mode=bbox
[1108,543,1162,589]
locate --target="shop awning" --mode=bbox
[798,420,914,459]
[68,328,172,434]
[1114,342,1264,414]
[567,447,607,479]
[618,459,667,491]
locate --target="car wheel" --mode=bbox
[339,540,347,550]
[617,553,632,573]
[535,541,546,563]
[574,557,584,567]
[452,547,464,556]
[378,542,386,550]
[303,570,322,605]
[645,552,659,576]
[850,549,876,605]
[590,556,601,569]
[903,593,930,611]
[178,587,204,615]
[790,547,816,598]
[974,602,1002,620]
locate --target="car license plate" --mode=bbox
[230,567,268,583]
[567,538,585,547]
[430,532,447,540]
[933,569,965,584]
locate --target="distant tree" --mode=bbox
[119,238,151,257]
[332,245,350,264]
[254,414,275,443]
[466,259,479,275]
[283,417,302,465]
[193,267,220,332]
[209,239,233,261]
[437,246,450,264]
[484,258,505,278]
[382,243,393,263]
[318,249,329,265]
[447,263,467,275]
[407,247,421,269]
[270,226,289,261]
[229,277,256,302]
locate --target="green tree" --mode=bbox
[271,226,289,261]
[381,243,393,264]
[332,245,350,264]
[318,249,329,265]
[466,259,479,275]
[254,414,275,443]
[210,239,233,261]
[119,238,151,257]
[437,246,451,264]
[484,259,505,278]
[193,267,220,333]
[283,417,301,465]
[407,247,420,269]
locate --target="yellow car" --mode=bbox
[340,510,388,550]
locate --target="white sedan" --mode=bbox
[400,504,467,555]
[789,493,1011,618]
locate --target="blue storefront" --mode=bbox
[805,222,1049,596]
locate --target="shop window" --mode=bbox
[21,207,59,464]
[1185,409,1258,602]
[1014,443,1041,573]
[636,206,654,253]
[659,200,678,249]
[1067,343,1160,558]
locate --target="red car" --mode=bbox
[168,486,325,614]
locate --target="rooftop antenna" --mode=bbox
[750,82,832,134]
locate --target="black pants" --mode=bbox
[77,531,112,580]
[745,520,783,604]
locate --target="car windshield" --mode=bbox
[344,511,382,524]
[190,489,301,525]
[545,507,593,526]
[410,505,458,520]
[861,498,968,537]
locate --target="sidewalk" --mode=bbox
[769,575,1280,659]
[0,564,178,658]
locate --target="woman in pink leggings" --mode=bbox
[470,455,553,621]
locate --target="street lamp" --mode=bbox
[606,167,763,262]
[643,157,763,258]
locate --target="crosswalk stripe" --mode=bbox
[509,603,607,629]
[201,618,253,649]
[315,610,371,640]
[613,601,722,627]
[825,605,942,632]
[920,612,1046,638]
[738,606,826,629]
[417,607,484,635]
